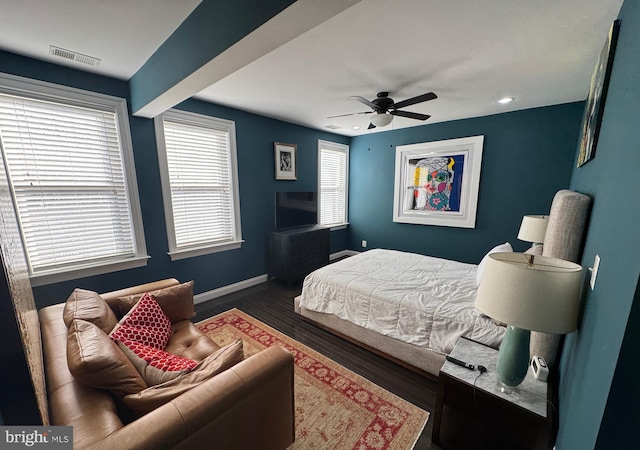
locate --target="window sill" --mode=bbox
[30,255,150,287]
[168,240,244,261]
[327,223,349,231]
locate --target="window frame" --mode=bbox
[318,140,349,230]
[0,73,148,286]
[154,109,243,261]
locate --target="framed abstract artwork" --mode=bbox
[576,19,620,167]
[274,142,297,180]
[393,135,484,228]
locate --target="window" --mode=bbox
[318,140,349,228]
[0,73,147,286]
[155,109,242,260]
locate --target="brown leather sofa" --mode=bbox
[39,278,295,450]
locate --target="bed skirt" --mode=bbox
[294,295,446,378]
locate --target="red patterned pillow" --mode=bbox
[110,293,172,350]
[110,293,196,385]
[117,340,198,386]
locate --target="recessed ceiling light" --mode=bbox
[498,97,514,104]
[352,126,361,130]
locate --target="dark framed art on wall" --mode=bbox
[576,19,620,168]
[274,142,297,180]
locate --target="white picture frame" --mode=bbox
[274,142,297,180]
[393,135,484,228]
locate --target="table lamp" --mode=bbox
[475,253,582,390]
[517,215,548,251]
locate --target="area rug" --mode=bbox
[197,308,428,450]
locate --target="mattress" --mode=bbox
[299,248,505,355]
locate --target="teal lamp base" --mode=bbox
[496,325,531,391]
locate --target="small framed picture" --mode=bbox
[274,142,297,180]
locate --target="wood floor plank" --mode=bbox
[194,280,441,450]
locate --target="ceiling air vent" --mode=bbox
[325,124,342,130]
[49,46,101,66]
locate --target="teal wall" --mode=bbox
[0,50,349,307]
[595,279,640,448]
[348,104,584,263]
[557,0,640,447]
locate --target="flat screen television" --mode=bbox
[275,191,318,230]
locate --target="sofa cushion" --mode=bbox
[115,281,195,323]
[67,319,147,397]
[166,320,221,362]
[63,288,118,334]
[110,293,172,350]
[123,339,244,416]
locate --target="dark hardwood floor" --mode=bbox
[194,279,442,450]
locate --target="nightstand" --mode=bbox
[432,337,554,450]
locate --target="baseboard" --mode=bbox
[330,249,359,260]
[194,274,268,305]
[195,250,358,304]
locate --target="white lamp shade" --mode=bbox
[517,215,549,244]
[475,253,582,334]
[370,112,393,127]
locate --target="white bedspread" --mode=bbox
[299,248,505,355]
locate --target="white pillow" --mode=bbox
[524,243,543,256]
[476,242,513,285]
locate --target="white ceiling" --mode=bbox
[0,0,623,137]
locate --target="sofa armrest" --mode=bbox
[83,345,295,450]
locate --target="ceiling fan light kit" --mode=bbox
[370,112,393,127]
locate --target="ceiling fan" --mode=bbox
[329,91,437,128]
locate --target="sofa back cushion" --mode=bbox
[63,288,118,334]
[67,319,147,397]
[115,281,195,323]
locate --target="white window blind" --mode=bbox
[156,110,242,259]
[0,82,146,282]
[318,140,349,226]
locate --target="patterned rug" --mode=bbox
[197,309,428,450]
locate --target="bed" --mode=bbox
[294,190,591,378]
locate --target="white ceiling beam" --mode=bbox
[132,0,362,118]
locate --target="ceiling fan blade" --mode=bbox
[327,111,373,119]
[391,92,437,110]
[368,122,376,129]
[390,110,431,121]
[350,95,378,110]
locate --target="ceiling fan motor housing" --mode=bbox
[373,92,394,112]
